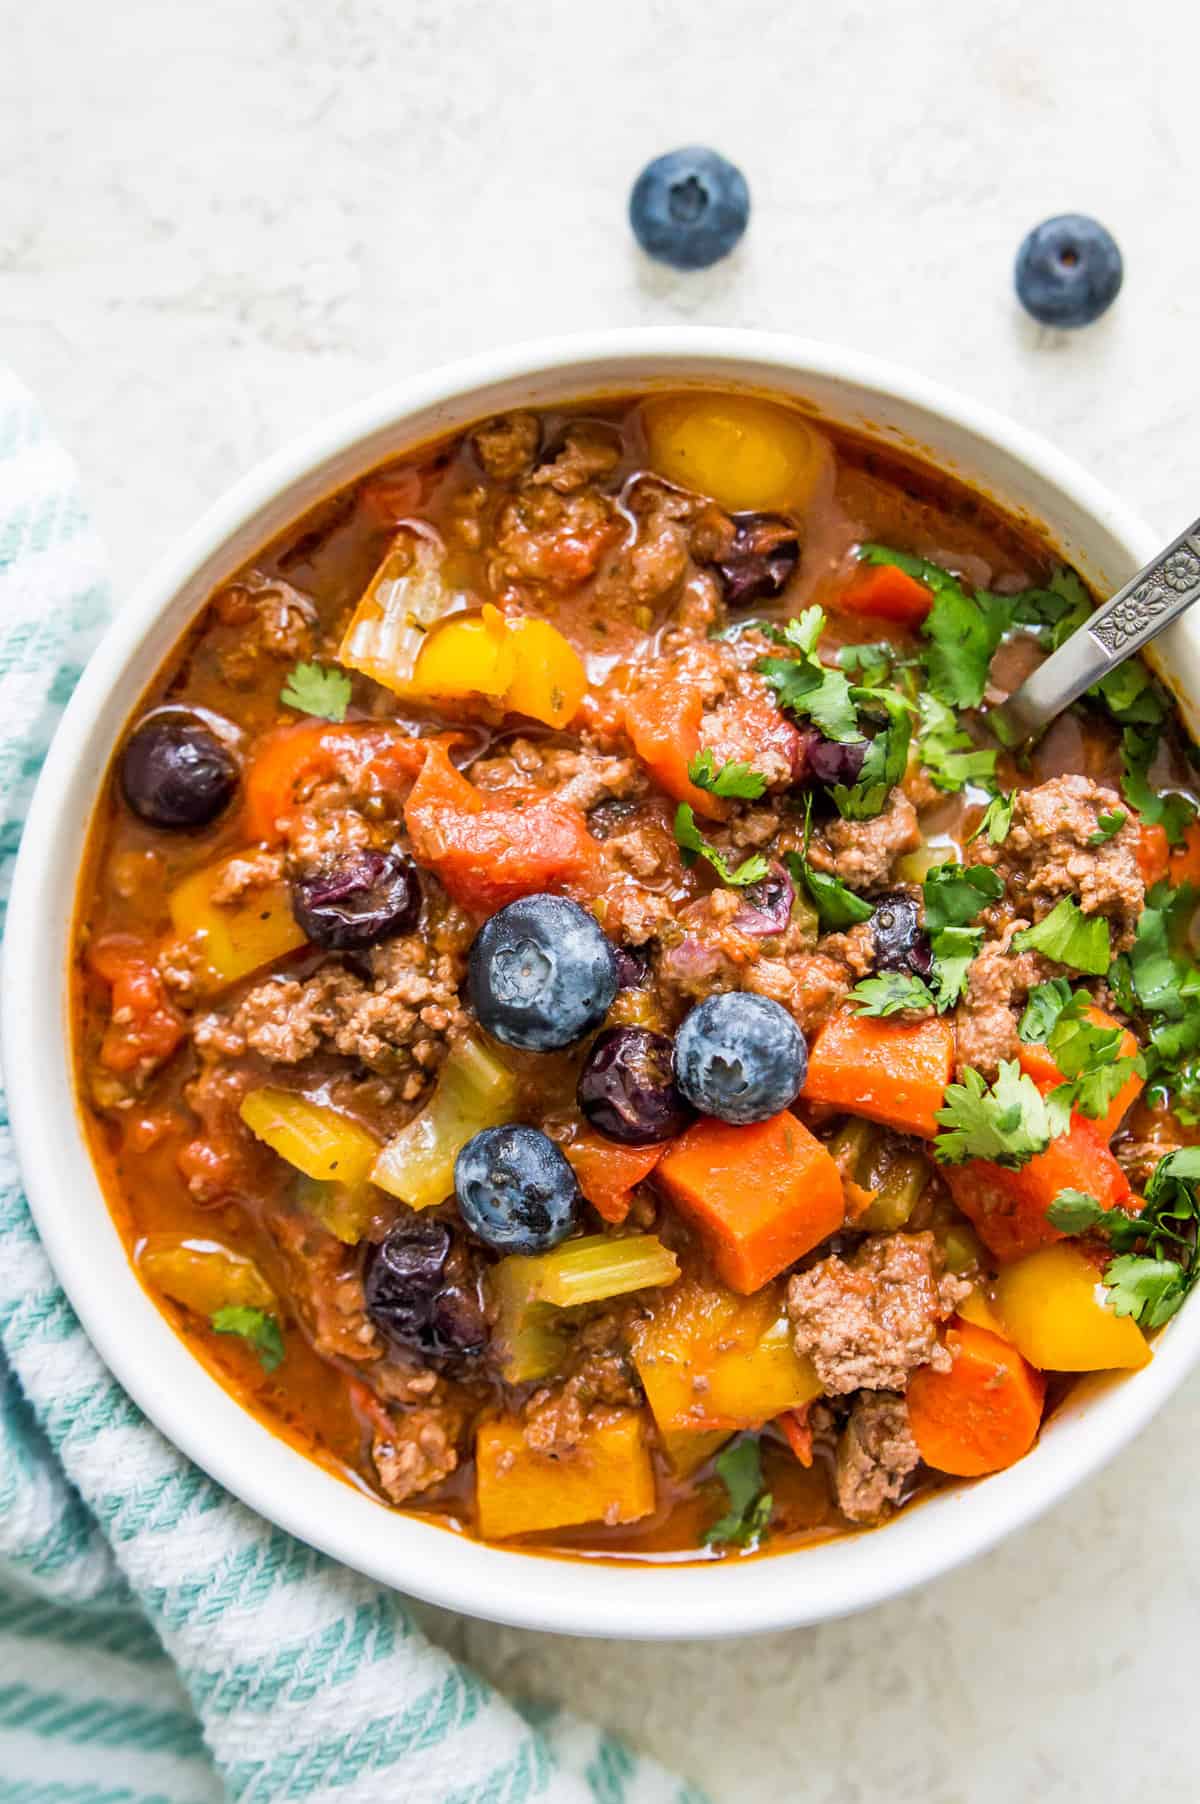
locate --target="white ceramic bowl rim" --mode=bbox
[5,327,1194,1640]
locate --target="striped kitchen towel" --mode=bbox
[0,364,707,1804]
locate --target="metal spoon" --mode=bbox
[987,515,1200,745]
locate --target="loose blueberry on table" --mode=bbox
[629,146,750,270]
[1014,214,1123,328]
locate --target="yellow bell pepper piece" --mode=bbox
[371,1031,519,1210]
[992,1243,1152,1372]
[412,605,516,699]
[240,1089,380,1188]
[475,1409,655,1540]
[631,1274,821,1435]
[168,859,306,986]
[660,1427,729,1478]
[337,530,460,694]
[956,1285,1009,1339]
[642,392,829,513]
[138,1237,275,1317]
[502,617,587,729]
[490,1234,680,1382]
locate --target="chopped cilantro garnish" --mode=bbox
[702,1437,773,1551]
[927,924,981,1011]
[920,862,1004,1012]
[829,686,914,821]
[783,849,873,931]
[1017,987,1138,1123]
[1048,1147,1200,1328]
[674,804,769,888]
[968,790,1015,846]
[211,1306,285,1372]
[1017,978,1075,1044]
[1012,897,1111,975]
[686,748,767,801]
[1088,808,1127,845]
[850,971,936,1017]
[934,1060,1054,1168]
[758,609,863,744]
[917,694,998,793]
[1109,881,1200,1121]
[837,641,894,682]
[280,661,352,723]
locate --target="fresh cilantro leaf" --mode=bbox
[1046,1188,1107,1234]
[1049,1146,1200,1328]
[1018,978,1075,1043]
[1012,897,1111,976]
[1005,567,1092,637]
[862,543,1010,713]
[674,804,769,888]
[1103,1256,1188,1327]
[928,924,981,1011]
[1119,725,1198,845]
[858,543,958,595]
[923,862,1005,936]
[917,693,998,793]
[830,686,915,821]
[934,1061,1053,1168]
[687,748,767,801]
[211,1306,285,1372]
[1088,809,1127,846]
[783,849,874,931]
[968,790,1015,846]
[280,661,352,723]
[758,609,863,744]
[850,971,936,1017]
[837,641,894,682]
[702,1437,773,1550]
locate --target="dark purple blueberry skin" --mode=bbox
[871,893,933,978]
[119,715,238,830]
[291,849,421,950]
[807,735,868,788]
[454,1125,581,1253]
[363,1219,486,1357]
[713,513,800,609]
[732,863,794,936]
[613,945,651,990]
[577,1026,695,1146]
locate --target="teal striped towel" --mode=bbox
[0,366,707,1804]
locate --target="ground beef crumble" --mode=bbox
[977,774,1145,950]
[953,926,1055,1079]
[807,788,922,892]
[835,1391,922,1524]
[787,1232,970,1395]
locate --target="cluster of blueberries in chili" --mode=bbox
[77,392,1200,1558]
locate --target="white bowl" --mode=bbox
[7,328,1199,1640]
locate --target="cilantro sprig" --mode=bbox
[674,804,769,888]
[851,971,936,1017]
[1088,808,1127,846]
[923,861,1003,1010]
[1013,896,1111,976]
[702,1437,773,1551]
[686,749,767,801]
[1017,983,1138,1124]
[1108,881,1200,1121]
[1046,1147,1200,1328]
[830,686,915,821]
[934,1061,1055,1168]
[211,1306,285,1372]
[968,791,1015,846]
[917,693,998,794]
[758,608,862,744]
[280,661,352,722]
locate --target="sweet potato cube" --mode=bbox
[475,1410,655,1540]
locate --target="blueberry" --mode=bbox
[674,992,808,1124]
[363,1218,486,1357]
[806,735,868,789]
[629,147,750,271]
[468,894,618,1052]
[119,712,238,829]
[712,514,800,609]
[577,1026,695,1145]
[454,1125,580,1253]
[1015,215,1123,328]
[870,893,933,979]
[291,849,421,950]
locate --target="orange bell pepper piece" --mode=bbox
[943,1113,1132,1263]
[907,1319,1046,1477]
[403,742,599,914]
[655,1111,844,1293]
[564,1131,666,1225]
[801,1010,955,1139]
[830,563,933,626]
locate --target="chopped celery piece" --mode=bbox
[337,531,462,695]
[490,1234,679,1383]
[661,1427,729,1478]
[857,1148,929,1232]
[938,1220,985,1275]
[371,1032,519,1210]
[295,1175,379,1245]
[138,1237,275,1317]
[240,1088,379,1187]
[828,1116,882,1184]
[894,843,954,885]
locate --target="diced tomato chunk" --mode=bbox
[244,721,454,844]
[403,742,600,914]
[564,1132,666,1225]
[88,936,185,1076]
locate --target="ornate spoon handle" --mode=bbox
[988,519,1200,745]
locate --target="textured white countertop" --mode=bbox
[4,1,1198,1797]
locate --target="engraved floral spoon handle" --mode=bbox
[987,519,1200,745]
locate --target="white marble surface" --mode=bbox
[4,1,1199,1797]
